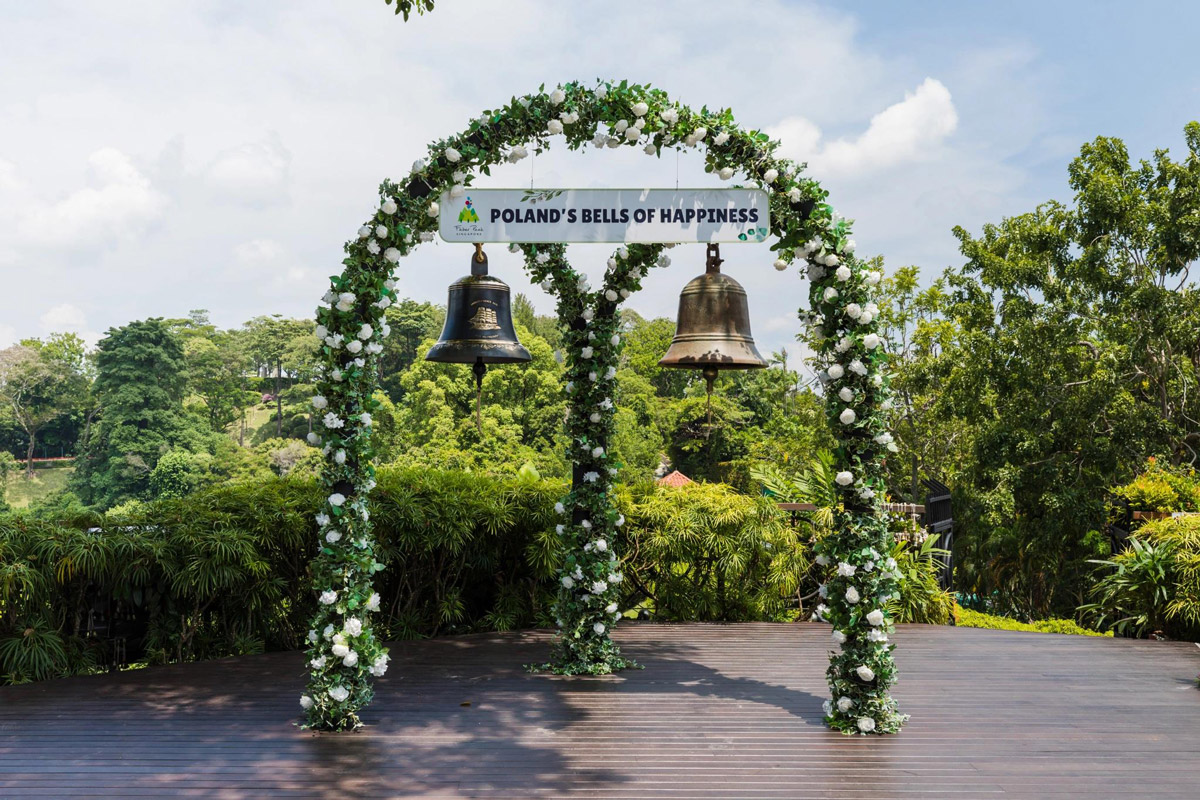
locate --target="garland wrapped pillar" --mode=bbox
[299,78,903,735]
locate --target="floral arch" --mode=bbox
[299,79,904,735]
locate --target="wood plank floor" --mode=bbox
[2,622,1199,799]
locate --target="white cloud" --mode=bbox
[14,148,167,250]
[203,133,291,205]
[233,238,284,265]
[39,303,87,331]
[770,78,959,179]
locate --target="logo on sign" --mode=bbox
[450,195,485,239]
[458,197,480,223]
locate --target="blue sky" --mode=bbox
[0,0,1196,366]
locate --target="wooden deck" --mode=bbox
[2,622,1199,799]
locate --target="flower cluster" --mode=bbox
[308,78,900,733]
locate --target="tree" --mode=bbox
[0,337,88,478]
[184,332,255,434]
[72,319,207,508]
[378,300,443,400]
[891,123,1200,617]
[243,315,316,438]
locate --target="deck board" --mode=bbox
[2,622,1199,798]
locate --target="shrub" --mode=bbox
[956,607,1109,636]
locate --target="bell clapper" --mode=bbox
[473,357,487,434]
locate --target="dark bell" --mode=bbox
[425,244,532,367]
[426,244,531,433]
[659,243,768,394]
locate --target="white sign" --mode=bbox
[438,188,771,244]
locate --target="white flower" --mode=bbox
[814,554,830,566]
[370,655,388,677]
[411,159,426,174]
[590,580,608,594]
[866,609,885,627]
[763,168,778,184]
[323,624,335,639]
[555,502,566,514]
[605,289,618,301]
[589,412,601,423]
[858,312,874,325]
[823,287,839,302]
[450,184,465,199]
[856,665,875,682]
[328,686,349,703]
[594,539,607,552]
[661,108,679,124]
[581,346,594,359]
[643,143,658,155]
[823,253,839,267]
[835,471,854,486]
[384,247,401,263]
[300,694,314,710]
[316,512,330,527]
[547,119,564,135]
[826,364,845,380]
[837,562,857,577]
[874,432,894,445]
[343,617,362,637]
[342,650,360,666]
[583,471,599,483]
[845,303,862,320]
[360,413,372,426]
[346,340,363,354]
[849,359,868,376]
[863,333,882,350]
[357,324,373,340]
[837,696,854,713]
[375,224,388,239]
[581,307,594,321]
[592,446,604,458]
[366,239,381,255]
[508,144,528,162]
[831,629,846,645]
[857,717,876,733]
[325,530,342,544]
[322,412,344,430]
[713,131,730,146]
[788,187,803,202]
[549,88,566,105]
[838,387,854,402]
[307,629,319,643]
[366,593,381,612]
[593,622,606,634]
[818,584,828,599]
[319,590,338,605]
[718,166,735,180]
[609,571,623,584]
[311,395,328,410]
[580,519,592,531]
[823,699,833,715]
[358,225,371,239]
[336,292,356,312]
[773,259,788,271]
[835,265,852,283]
[535,251,551,265]
[330,368,343,382]
[444,147,461,162]
[868,629,889,643]
[427,202,439,217]
[381,198,398,215]
[561,576,575,589]
[839,408,857,425]
[328,493,346,507]
[624,126,640,141]
[866,270,882,286]
[692,126,707,141]
[845,587,860,604]
[844,239,857,254]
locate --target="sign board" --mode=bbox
[438,188,771,244]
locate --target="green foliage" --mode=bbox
[887,534,955,625]
[0,468,825,686]
[1112,459,1200,513]
[1082,516,1200,640]
[383,0,434,21]
[956,607,1109,637]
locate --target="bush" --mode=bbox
[956,607,1110,636]
[1113,460,1200,513]
[1082,516,1200,640]
[0,469,823,684]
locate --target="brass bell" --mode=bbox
[426,243,532,431]
[659,243,767,424]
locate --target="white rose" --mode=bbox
[831,630,847,644]
[549,88,566,105]
[336,292,356,311]
[773,259,788,271]
[547,119,564,135]
[837,696,853,712]
[836,265,852,282]
[661,108,678,124]
[328,686,349,703]
[381,199,397,215]
[863,334,882,350]
[856,665,875,682]
[300,694,314,710]
[450,184,465,198]
[311,395,328,410]
[845,303,862,320]
[692,126,707,140]
[358,225,371,240]
[593,622,606,634]
[384,247,401,263]
[867,609,885,626]
[837,562,857,577]
[319,590,337,605]
[815,554,830,566]
[858,717,876,733]
[346,340,363,354]
[845,587,861,604]
[835,471,854,486]
[555,502,566,514]
[838,387,854,402]
[328,493,346,507]
[411,159,425,174]
[307,432,320,445]
[823,287,839,302]
[849,359,868,375]
[631,101,649,116]
[624,126,640,141]
[592,446,604,458]
[643,143,657,155]
[713,131,730,146]
[366,593,381,612]
[718,166,735,180]
[827,364,845,380]
[427,202,439,217]
[444,147,461,162]
[325,530,342,544]
[763,168,778,184]
[844,239,857,254]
